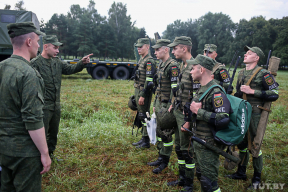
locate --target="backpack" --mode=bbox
[199,84,252,146]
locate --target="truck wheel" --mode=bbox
[113,66,129,80]
[91,66,109,79]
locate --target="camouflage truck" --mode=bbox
[0,9,43,61]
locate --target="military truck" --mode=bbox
[0,9,42,61]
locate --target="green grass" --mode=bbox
[42,70,288,191]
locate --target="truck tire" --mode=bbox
[91,66,109,79]
[112,66,129,80]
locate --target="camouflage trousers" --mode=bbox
[43,108,61,154]
[134,88,152,137]
[0,154,42,192]
[155,99,173,157]
[194,138,223,191]
[238,113,263,173]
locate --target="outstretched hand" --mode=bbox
[82,53,93,64]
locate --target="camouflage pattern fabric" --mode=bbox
[213,62,231,91]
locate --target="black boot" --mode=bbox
[181,177,193,192]
[225,165,247,181]
[167,165,186,186]
[136,136,150,149]
[247,171,261,190]
[152,155,169,174]
[147,154,163,166]
[132,136,144,146]
[200,175,220,192]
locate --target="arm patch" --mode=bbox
[146,62,156,75]
[193,80,201,90]
[212,92,231,113]
[219,69,230,83]
[262,73,279,90]
[169,66,179,82]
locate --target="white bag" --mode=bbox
[146,112,157,145]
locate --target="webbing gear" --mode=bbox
[242,67,263,101]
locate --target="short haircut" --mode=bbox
[11,32,35,49]
[179,44,192,53]
[161,46,170,52]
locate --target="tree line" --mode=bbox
[3,1,288,67]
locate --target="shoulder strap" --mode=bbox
[212,63,222,74]
[199,84,225,101]
[243,66,262,101]
[162,58,174,71]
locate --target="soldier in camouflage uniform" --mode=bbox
[131,38,156,149]
[226,46,279,189]
[203,44,231,92]
[188,54,231,192]
[31,35,92,160]
[147,39,179,174]
[166,36,196,191]
[0,22,51,191]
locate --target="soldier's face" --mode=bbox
[190,64,202,80]
[154,47,166,60]
[137,44,149,56]
[46,44,59,58]
[172,45,184,59]
[244,50,259,64]
[203,51,217,60]
[30,33,40,59]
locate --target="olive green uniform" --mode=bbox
[31,55,85,154]
[172,57,196,186]
[133,54,156,137]
[0,55,45,191]
[234,65,279,173]
[213,62,231,91]
[154,57,179,157]
[192,79,231,192]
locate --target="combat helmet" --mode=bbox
[128,95,137,111]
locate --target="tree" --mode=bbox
[14,0,26,11]
[4,5,11,10]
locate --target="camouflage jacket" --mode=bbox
[0,55,45,157]
[192,80,231,139]
[31,55,85,110]
[213,61,230,91]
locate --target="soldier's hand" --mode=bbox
[181,122,190,132]
[153,107,155,112]
[240,85,255,94]
[82,53,93,64]
[168,104,173,112]
[139,97,145,105]
[190,101,202,114]
[40,153,51,174]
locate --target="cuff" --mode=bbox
[25,121,44,131]
[139,91,145,97]
[254,90,262,98]
[197,109,206,121]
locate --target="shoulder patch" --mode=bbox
[262,73,279,90]
[213,92,231,113]
[146,63,152,71]
[219,69,230,83]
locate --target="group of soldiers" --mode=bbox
[130,37,279,191]
[0,22,92,191]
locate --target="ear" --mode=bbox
[255,55,259,62]
[26,38,32,47]
[215,52,218,58]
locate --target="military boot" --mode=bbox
[181,168,194,192]
[225,165,247,181]
[152,155,169,174]
[247,171,261,190]
[136,136,150,149]
[147,153,163,166]
[167,165,186,187]
[132,136,144,146]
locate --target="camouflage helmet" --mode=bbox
[224,149,240,170]
[128,95,137,111]
[156,106,177,130]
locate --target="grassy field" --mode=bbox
[42,69,288,192]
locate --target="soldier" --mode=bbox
[131,38,156,149]
[147,39,179,174]
[31,35,92,160]
[203,44,231,92]
[166,36,195,191]
[226,46,279,189]
[188,54,231,192]
[0,22,51,191]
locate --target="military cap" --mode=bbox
[151,39,171,49]
[7,22,45,38]
[203,44,217,52]
[244,45,265,59]
[135,38,150,47]
[167,36,192,47]
[187,54,215,71]
[43,35,63,46]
